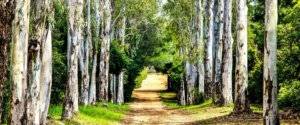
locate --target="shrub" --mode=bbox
[134,68,148,88]
[278,81,300,109]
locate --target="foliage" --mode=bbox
[278,81,300,109]
[51,0,68,104]
[134,68,148,88]
[48,103,129,125]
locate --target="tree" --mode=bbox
[221,0,233,105]
[62,0,84,119]
[204,0,215,98]
[234,0,251,113]
[27,0,53,123]
[213,0,224,105]
[117,0,126,105]
[89,0,101,104]
[10,0,30,124]
[196,0,205,96]
[263,0,279,124]
[0,1,15,123]
[80,0,91,105]
[98,0,112,102]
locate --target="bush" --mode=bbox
[278,81,300,109]
[134,68,148,88]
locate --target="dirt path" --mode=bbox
[122,73,195,125]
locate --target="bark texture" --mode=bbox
[98,0,112,102]
[179,74,186,106]
[234,0,251,113]
[62,0,83,119]
[204,0,215,98]
[0,1,15,123]
[117,71,124,104]
[117,0,126,105]
[80,0,91,105]
[10,0,30,123]
[263,0,279,124]
[195,0,205,95]
[213,0,224,105]
[25,0,53,124]
[89,0,101,104]
[221,0,233,105]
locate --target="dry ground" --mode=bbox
[122,73,300,125]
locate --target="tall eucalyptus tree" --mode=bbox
[9,0,30,123]
[263,0,279,124]
[234,0,251,113]
[62,0,84,119]
[98,0,112,102]
[204,0,215,98]
[80,0,92,105]
[221,0,233,105]
[26,0,53,123]
[213,0,224,105]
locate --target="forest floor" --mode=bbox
[122,73,300,125]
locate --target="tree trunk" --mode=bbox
[213,0,224,105]
[116,0,126,105]
[204,0,215,99]
[221,0,233,105]
[25,0,52,123]
[62,0,84,119]
[89,0,101,104]
[98,0,112,102]
[39,25,52,124]
[263,0,279,124]
[234,0,251,113]
[10,0,30,124]
[117,71,124,104]
[195,0,205,95]
[80,0,91,105]
[0,1,15,123]
[185,62,197,105]
[179,74,186,106]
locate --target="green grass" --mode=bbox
[48,103,129,125]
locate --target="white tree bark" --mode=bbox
[179,74,186,106]
[117,71,124,104]
[10,0,30,124]
[213,0,224,105]
[98,0,112,102]
[221,0,233,105]
[39,25,52,124]
[195,0,205,95]
[204,0,215,98]
[89,0,101,104]
[63,0,83,119]
[26,0,52,124]
[263,0,279,124]
[117,0,126,104]
[234,0,251,113]
[80,0,91,105]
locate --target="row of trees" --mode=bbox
[0,0,127,124]
[172,0,279,124]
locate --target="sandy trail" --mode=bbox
[122,73,194,125]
